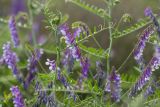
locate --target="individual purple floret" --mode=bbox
[105,67,121,102]
[80,57,90,77]
[71,45,81,61]
[144,7,160,38]
[2,42,19,76]
[8,16,20,47]
[134,25,154,65]
[10,86,25,107]
[73,27,82,37]
[11,0,26,15]
[45,59,56,71]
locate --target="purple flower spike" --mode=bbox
[8,16,20,47]
[144,7,153,17]
[24,49,43,89]
[10,86,25,107]
[60,24,75,46]
[59,24,82,61]
[130,46,160,97]
[62,48,74,72]
[134,25,154,65]
[27,49,43,73]
[11,0,26,15]
[144,7,160,38]
[2,42,19,76]
[80,57,90,77]
[45,59,56,71]
[144,86,154,98]
[73,27,82,37]
[105,67,121,102]
[72,45,81,61]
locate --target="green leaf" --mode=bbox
[113,18,151,39]
[66,0,110,19]
[39,42,59,54]
[79,44,108,58]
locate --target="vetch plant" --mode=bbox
[1,0,160,107]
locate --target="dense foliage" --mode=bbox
[0,0,160,107]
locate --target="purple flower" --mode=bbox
[94,61,106,87]
[129,46,160,97]
[11,0,26,15]
[71,45,81,61]
[59,24,81,61]
[59,24,75,46]
[34,82,57,106]
[27,49,43,73]
[60,23,91,79]
[45,59,56,71]
[24,49,43,89]
[144,86,154,98]
[105,67,121,102]
[134,25,154,65]
[73,27,82,37]
[144,7,160,38]
[56,68,77,100]
[2,42,19,76]
[8,16,20,47]
[144,7,153,17]
[10,86,25,107]
[62,48,74,72]
[80,57,90,77]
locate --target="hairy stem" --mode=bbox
[107,0,112,72]
[28,0,37,47]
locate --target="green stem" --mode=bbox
[28,0,37,47]
[117,49,134,72]
[107,0,112,72]
[77,27,108,43]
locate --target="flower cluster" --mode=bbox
[59,23,81,60]
[10,86,25,107]
[11,0,26,15]
[59,24,90,77]
[8,16,20,47]
[129,46,160,97]
[45,59,56,71]
[57,68,77,100]
[62,48,74,72]
[105,67,121,102]
[27,49,43,73]
[144,85,154,98]
[94,61,106,87]
[80,57,90,77]
[35,82,57,107]
[134,25,154,65]
[24,49,43,89]
[1,42,20,78]
[144,7,160,38]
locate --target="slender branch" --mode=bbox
[107,0,113,72]
[28,0,37,47]
[39,89,101,95]
[77,27,108,43]
[117,48,134,72]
